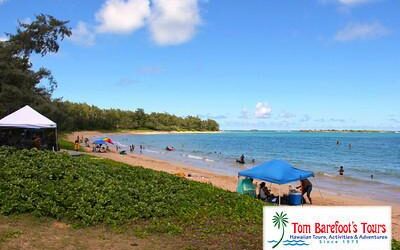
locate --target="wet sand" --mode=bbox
[67,131,400,239]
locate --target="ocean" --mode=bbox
[108,131,400,202]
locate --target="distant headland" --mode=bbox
[225,129,399,133]
[298,129,396,133]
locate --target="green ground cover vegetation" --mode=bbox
[0,147,262,248]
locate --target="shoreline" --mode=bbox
[66,131,400,239]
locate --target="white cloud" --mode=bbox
[116,77,141,86]
[300,114,311,122]
[137,66,163,75]
[279,111,296,120]
[19,17,32,24]
[389,118,400,124]
[329,118,346,122]
[90,0,202,46]
[96,0,150,34]
[239,109,249,119]
[199,113,227,120]
[335,22,390,42]
[0,36,8,42]
[149,0,201,45]
[255,102,272,119]
[69,22,96,46]
[319,0,375,6]
[337,0,374,5]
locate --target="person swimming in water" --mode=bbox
[236,154,245,164]
[339,166,344,176]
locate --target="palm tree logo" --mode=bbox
[272,211,288,248]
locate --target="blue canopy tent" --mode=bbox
[93,139,108,145]
[238,160,314,205]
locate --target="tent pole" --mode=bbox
[278,185,281,206]
[312,177,324,202]
[55,127,58,151]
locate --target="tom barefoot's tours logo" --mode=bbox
[264,206,391,250]
[269,211,310,248]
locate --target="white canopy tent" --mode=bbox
[0,105,58,150]
[0,105,56,129]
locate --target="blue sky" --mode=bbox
[1,0,399,130]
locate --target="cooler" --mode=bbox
[288,192,302,205]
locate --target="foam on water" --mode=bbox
[187,154,203,160]
[144,149,159,154]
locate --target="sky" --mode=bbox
[0,0,399,130]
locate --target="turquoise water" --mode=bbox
[107,131,400,201]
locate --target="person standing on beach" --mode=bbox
[140,145,143,153]
[33,134,41,150]
[74,138,79,151]
[339,166,344,176]
[297,179,312,204]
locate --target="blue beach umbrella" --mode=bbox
[238,160,314,184]
[93,139,108,145]
[238,160,314,205]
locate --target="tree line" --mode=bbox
[49,101,219,131]
[0,14,219,132]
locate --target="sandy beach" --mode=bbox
[67,131,400,239]
[71,130,221,136]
